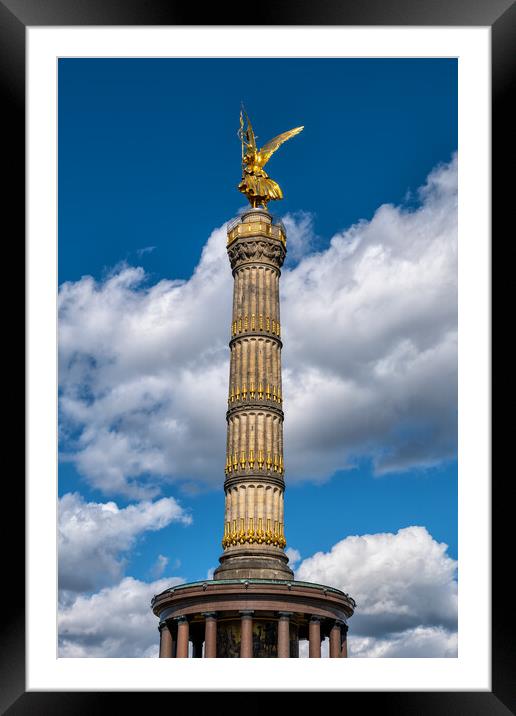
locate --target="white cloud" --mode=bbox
[59,525,457,658]
[281,211,316,263]
[136,246,156,256]
[59,155,457,496]
[295,525,457,656]
[58,576,183,657]
[298,639,329,658]
[285,547,301,568]
[150,554,169,579]
[349,626,458,658]
[282,154,457,478]
[58,492,191,594]
[59,223,231,498]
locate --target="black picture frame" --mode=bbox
[5,0,508,711]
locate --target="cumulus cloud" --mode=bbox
[282,154,457,478]
[349,626,458,658]
[59,223,231,497]
[285,546,301,568]
[295,525,457,657]
[58,492,191,594]
[282,211,317,264]
[58,525,457,657]
[59,155,457,497]
[298,639,329,658]
[58,576,183,657]
[150,554,169,579]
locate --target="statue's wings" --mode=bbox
[259,126,304,165]
[243,109,257,153]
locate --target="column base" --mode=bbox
[213,547,294,581]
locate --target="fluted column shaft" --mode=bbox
[221,210,289,559]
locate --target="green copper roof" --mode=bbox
[152,578,355,605]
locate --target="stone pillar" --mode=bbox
[277,611,292,658]
[329,621,342,658]
[203,612,217,658]
[240,610,254,658]
[215,209,294,583]
[175,616,190,658]
[308,616,322,658]
[158,621,174,658]
[341,623,349,658]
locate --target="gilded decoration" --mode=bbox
[226,220,286,248]
[228,382,282,406]
[231,314,281,337]
[222,517,287,549]
[224,451,284,476]
[237,106,303,210]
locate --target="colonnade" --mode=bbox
[158,611,349,658]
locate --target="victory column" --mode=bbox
[151,109,355,658]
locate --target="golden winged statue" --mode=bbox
[237,107,303,209]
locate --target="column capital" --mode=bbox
[158,621,169,632]
[202,611,217,619]
[309,615,322,623]
[278,611,293,619]
[174,614,188,623]
[239,610,254,618]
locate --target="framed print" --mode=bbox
[3,0,509,710]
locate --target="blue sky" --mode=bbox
[58,58,458,658]
[59,58,457,284]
